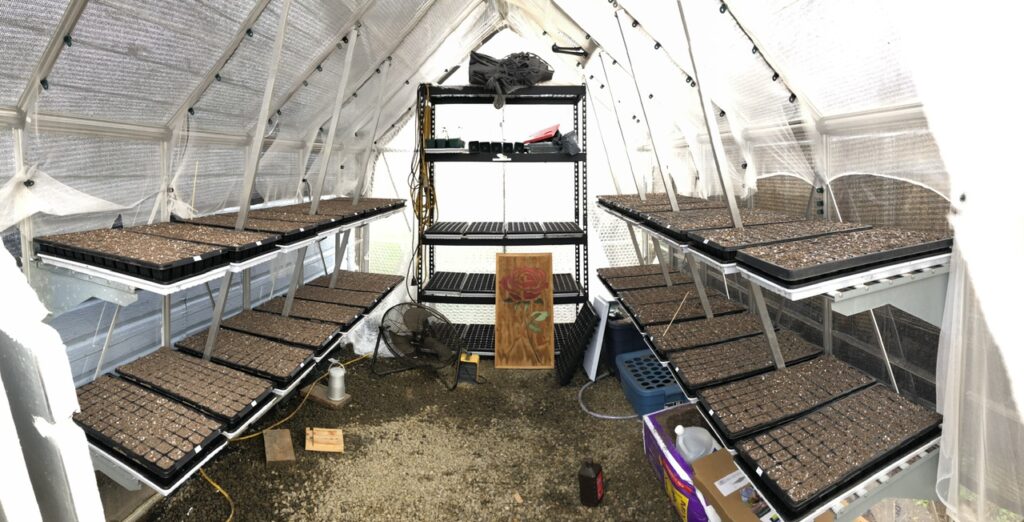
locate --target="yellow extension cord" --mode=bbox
[199,353,370,521]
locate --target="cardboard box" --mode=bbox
[642,404,714,522]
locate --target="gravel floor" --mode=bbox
[141,350,677,521]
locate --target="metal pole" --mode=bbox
[316,239,329,276]
[674,0,743,228]
[353,59,392,206]
[161,294,171,347]
[242,268,252,310]
[203,271,234,360]
[12,129,33,283]
[612,15,678,210]
[281,247,307,317]
[823,298,833,354]
[204,282,216,307]
[749,281,785,369]
[870,310,900,393]
[329,230,351,288]
[235,0,295,230]
[94,305,121,380]
[684,251,714,319]
[650,237,674,287]
[310,27,359,215]
[597,53,644,199]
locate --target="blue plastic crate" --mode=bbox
[616,351,686,416]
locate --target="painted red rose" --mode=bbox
[500,267,549,302]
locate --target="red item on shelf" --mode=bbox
[523,124,560,144]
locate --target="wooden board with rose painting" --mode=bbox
[495,253,554,369]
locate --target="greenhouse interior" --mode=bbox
[0,0,1021,521]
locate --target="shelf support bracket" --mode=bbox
[203,271,234,361]
[870,309,900,393]
[310,27,359,215]
[242,268,252,310]
[684,251,714,319]
[749,281,785,369]
[161,295,171,347]
[329,230,351,288]
[650,237,673,287]
[353,59,393,206]
[93,305,122,380]
[596,53,645,199]
[823,298,833,355]
[282,247,307,317]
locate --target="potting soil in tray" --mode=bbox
[116,348,273,426]
[308,270,404,293]
[310,197,405,218]
[649,313,765,353]
[183,215,313,243]
[222,310,340,352]
[669,330,822,390]
[175,330,313,385]
[35,228,226,283]
[617,284,696,306]
[627,294,746,326]
[688,220,872,262]
[697,356,875,441]
[294,285,381,309]
[646,209,803,242]
[255,297,362,329]
[602,272,693,292]
[596,264,669,279]
[128,223,280,262]
[74,376,223,480]
[735,384,941,514]
[735,227,953,285]
[247,209,338,228]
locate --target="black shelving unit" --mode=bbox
[415,84,589,347]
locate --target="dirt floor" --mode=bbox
[142,350,678,521]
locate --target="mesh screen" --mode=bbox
[831,175,950,233]
[0,0,69,106]
[827,123,949,198]
[170,142,246,215]
[750,175,811,215]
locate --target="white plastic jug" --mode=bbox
[674,425,714,463]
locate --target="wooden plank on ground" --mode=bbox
[495,253,554,369]
[305,427,344,453]
[263,429,295,465]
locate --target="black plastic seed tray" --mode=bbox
[462,273,497,294]
[35,232,227,284]
[626,294,746,327]
[555,303,598,386]
[221,310,341,356]
[129,223,281,263]
[461,323,496,353]
[599,272,692,293]
[506,222,545,237]
[596,264,667,279]
[733,385,941,519]
[423,271,467,294]
[542,222,584,238]
[736,231,954,287]
[466,222,504,237]
[74,376,226,485]
[424,221,469,238]
[687,222,872,263]
[553,274,581,296]
[174,330,315,389]
[178,215,316,245]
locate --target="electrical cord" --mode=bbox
[232,354,368,442]
[199,468,235,522]
[578,372,639,421]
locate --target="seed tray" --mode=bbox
[617,284,697,306]
[128,223,280,263]
[541,222,584,238]
[116,349,274,428]
[35,228,227,284]
[181,215,315,244]
[248,209,339,230]
[552,274,581,296]
[734,385,942,516]
[646,209,803,243]
[294,285,382,310]
[310,198,406,221]
[506,222,545,237]
[735,228,954,286]
[175,330,313,387]
[602,272,693,292]
[627,294,746,326]
[423,221,469,238]
[423,271,467,294]
[688,221,873,262]
[462,273,496,294]
[668,331,822,392]
[698,357,876,442]
[255,297,362,330]
[649,313,766,354]
[465,221,504,237]
[555,303,598,386]
[596,264,668,279]
[222,310,340,354]
[461,323,495,353]
[74,376,224,482]
[308,271,404,295]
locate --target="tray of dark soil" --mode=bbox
[734,385,941,517]
[175,330,314,387]
[505,222,545,237]
[181,214,316,244]
[423,221,469,238]
[248,209,339,230]
[465,222,504,238]
[462,273,496,294]
[129,223,280,263]
[645,209,803,243]
[649,313,766,353]
[35,228,227,283]
[596,264,668,279]
[688,220,873,262]
[601,272,693,292]
[255,297,362,330]
[423,272,468,294]
[294,285,382,310]
[116,349,274,429]
[735,227,954,286]
[222,310,340,354]
[627,294,745,326]
[542,222,584,238]
[668,330,822,392]
[308,270,404,294]
[617,284,697,306]
[305,198,406,222]
[697,357,875,442]
[74,375,224,482]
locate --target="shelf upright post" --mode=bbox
[93,305,122,380]
[748,280,786,369]
[281,247,307,317]
[683,251,715,319]
[353,59,392,206]
[329,230,352,289]
[649,238,674,287]
[675,0,744,229]
[203,271,234,361]
[235,0,295,231]
[823,298,833,354]
[310,27,359,215]
[613,12,680,212]
[161,295,171,346]
[870,309,900,393]
[241,269,252,310]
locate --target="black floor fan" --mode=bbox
[371,303,464,389]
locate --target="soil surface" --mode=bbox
[40,228,220,265]
[669,330,822,389]
[647,209,802,234]
[141,354,678,522]
[628,294,745,326]
[176,330,312,383]
[309,271,403,293]
[596,264,668,279]
[604,273,692,292]
[256,297,362,328]
[186,215,310,234]
[295,286,381,308]
[737,227,952,271]
[690,220,871,249]
[248,210,337,225]
[651,313,765,352]
[222,310,339,350]
[129,223,278,248]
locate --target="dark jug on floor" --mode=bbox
[578,459,605,507]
